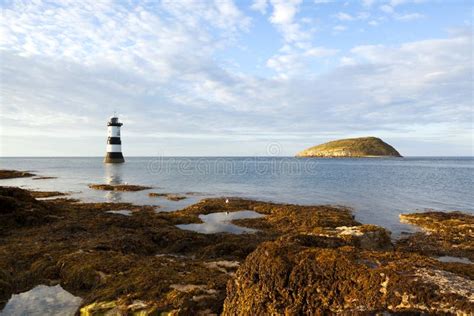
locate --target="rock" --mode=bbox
[32,176,57,180]
[166,195,187,201]
[333,224,393,250]
[223,237,473,315]
[149,192,187,201]
[80,300,159,316]
[29,190,68,198]
[0,186,55,231]
[397,211,474,260]
[0,269,13,308]
[205,261,240,275]
[296,137,402,158]
[0,170,35,179]
[88,184,152,191]
[148,192,167,197]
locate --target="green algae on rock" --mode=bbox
[296,136,402,158]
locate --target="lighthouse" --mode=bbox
[104,115,125,163]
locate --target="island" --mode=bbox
[296,136,402,158]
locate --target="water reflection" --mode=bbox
[104,164,123,202]
[437,256,472,264]
[177,210,264,234]
[107,210,132,216]
[0,284,82,316]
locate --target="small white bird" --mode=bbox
[225,198,229,204]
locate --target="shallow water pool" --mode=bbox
[0,284,82,316]
[177,210,264,234]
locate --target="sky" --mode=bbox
[0,0,472,157]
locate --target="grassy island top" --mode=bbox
[296,136,402,158]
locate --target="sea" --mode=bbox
[1,157,473,236]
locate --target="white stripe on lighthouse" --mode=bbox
[107,126,121,137]
[107,144,122,152]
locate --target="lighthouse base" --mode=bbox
[104,152,125,163]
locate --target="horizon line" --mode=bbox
[1,155,473,158]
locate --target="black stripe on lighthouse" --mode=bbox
[108,137,121,144]
[106,152,125,159]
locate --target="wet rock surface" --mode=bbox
[0,170,35,179]
[0,187,56,232]
[0,184,472,315]
[223,237,473,315]
[29,190,68,198]
[32,176,58,180]
[88,184,152,191]
[397,211,474,261]
[149,192,187,201]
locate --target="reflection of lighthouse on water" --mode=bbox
[104,164,123,202]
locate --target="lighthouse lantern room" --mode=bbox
[104,115,125,163]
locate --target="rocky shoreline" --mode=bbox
[0,171,472,315]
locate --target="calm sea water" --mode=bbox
[0,157,473,235]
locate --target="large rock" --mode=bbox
[0,186,54,231]
[296,137,402,158]
[0,170,35,179]
[397,211,474,261]
[223,237,473,315]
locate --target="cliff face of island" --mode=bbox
[296,137,402,158]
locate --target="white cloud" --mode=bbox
[340,56,356,66]
[368,20,379,26]
[389,0,426,6]
[395,12,425,21]
[263,0,311,46]
[361,0,377,7]
[314,0,334,4]
[335,12,354,21]
[333,25,347,32]
[269,0,302,25]
[251,0,268,14]
[305,47,339,57]
[380,5,394,14]
[357,12,371,20]
[264,0,339,78]
[335,11,370,22]
[377,2,425,22]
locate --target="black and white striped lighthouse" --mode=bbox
[104,115,125,163]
